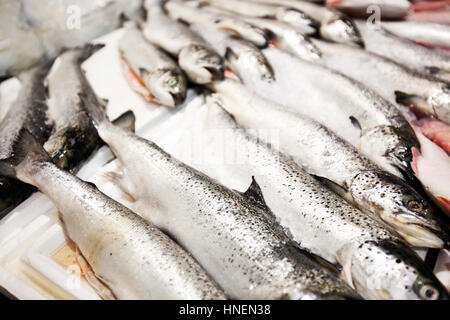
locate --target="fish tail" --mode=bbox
[0,130,50,179]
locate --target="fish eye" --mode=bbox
[407,200,423,212]
[419,285,439,300]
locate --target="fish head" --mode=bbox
[428,85,450,124]
[349,241,448,300]
[224,46,275,82]
[320,16,363,47]
[145,68,187,107]
[178,44,224,84]
[350,171,448,248]
[275,8,319,35]
[360,125,419,185]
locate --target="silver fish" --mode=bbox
[191,24,275,82]
[311,38,450,124]
[0,131,226,300]
[248,0,363,46]
[86,102,360,300]
[205,0,319,35]
[355,21,450,82]
[142,4,224,84]
[164,1,269,47]
[209,80,448,249]
[381,21,450,49]
[233,47,420,185]
[156,96,448,299]
[235,16,322,62]
[118,26,187,107]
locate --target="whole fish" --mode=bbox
[382,21,450,49]
[233,16,322,62]
[326,0,412,19]
[355,21,450,82]
[86,101,360,300]
[209,80,449,249]
[232,47,420,186]
[205,0,319,35]
[191,24,275,82]
[0,131,226,300]
[311,38,450,124]
[248,0,363,46]
[151,97,448,299]
[142,3,224,84]
[164,1,269,47]
[118,26,187,107]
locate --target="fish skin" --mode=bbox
[248,0,363,46]
[406,9,450,25]
[205,0,319,35]
[118,26,187,107]
[326,0,412,19]
[233,47,420,186]
[355,21,450,82]
[147,97,448,300]
[311,38,450,125]
[164,1,269,47]
[142,4,224,84]
[210,80,449,249]
[236,16,322,62]
[191,25,275,82]
[382,21,450,49]
[85,108,360,300]
[0,131,226,300]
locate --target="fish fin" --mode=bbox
[78,92,108,127]
[313,175,352,200]
[74,246,116,300]
[111,111,136,133]
[0,130,50,179]
[224,47,237,60]
[349,116,362,133]
[336,244,356,289]
[242,176,267,209]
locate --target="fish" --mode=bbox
[164,1,269,47]
[231,47,420,186]
[0,0,143,77]
[205,0,319,35]
[209,80,449,249]
[85,96,361,300]
[190,24,275,82]
[413,1,450,12]
[248,0,363,46]
[310,38,450,124]
[414,118,450,155]
[233,16,322,62]
[406,9,450,25]
[0,130,226,300]
[381,21,450,49]
[326,0,412,19]
[142,3,224,84]
[355,21,450,82]
[118,25,187,107]
[150,96,448,299]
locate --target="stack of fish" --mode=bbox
[0,0,449,300]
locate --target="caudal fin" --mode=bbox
[0,130,50,179]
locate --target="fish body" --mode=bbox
[326,0,412,19]
[164,1,269,47]
[147,97,448,300]
[142,4,224,83]
[355,21,450,82]
[382,21,450,49]
[0,132,225,300]
[210,80,448,249]
[233,47,419,185]
[237,17,322,62]
[248,0,363,46]
[205,0,319,35]
[311,38,450,124]
[87,109,360,300]
[191,25,275,82]
[118,26,187,107]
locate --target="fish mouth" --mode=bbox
[323,17,364,47]
[389,213,447,248]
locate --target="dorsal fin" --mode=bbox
[243,176,266,208]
